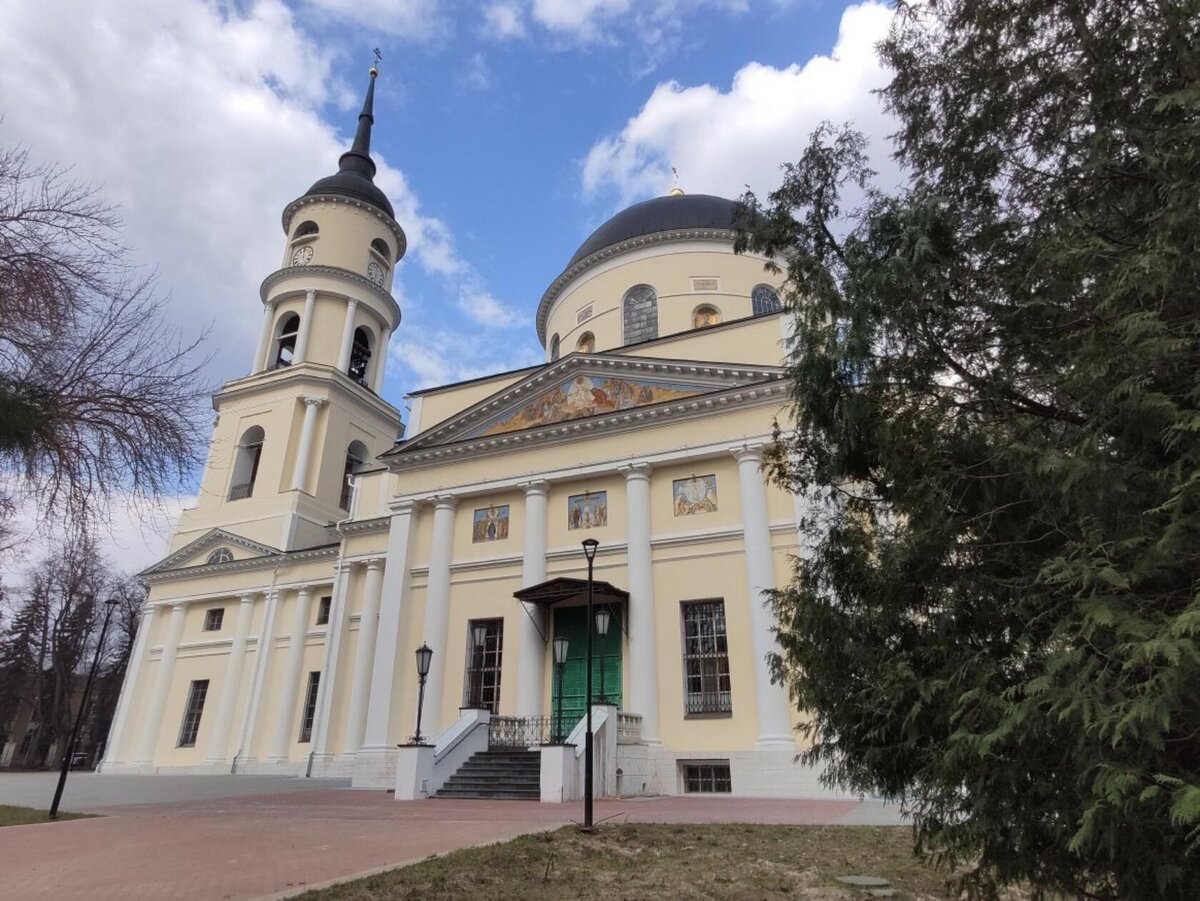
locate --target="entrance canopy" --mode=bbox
[513,577,630,643]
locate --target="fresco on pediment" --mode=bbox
[471,375,712,438]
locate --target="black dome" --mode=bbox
[568,193,738,266]
[304,170,394,219]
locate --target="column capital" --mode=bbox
[618,461,653,482]
[238,592,258,606]
[170,602,187,614]
[429,494,459,512]
[345,296,360,309]
[296,583,314,597]
[304,288,316,301]
[731,443,768,465]
[364,557,385,572]
[302,395,327,408]
[388,498,417,516]
[519,479,550,498]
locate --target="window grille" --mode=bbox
[298,672,321,743]
[205,548,233,565]
[681,600,732,716]
[463,618,504,713]
[683,761,732,793]
[203,608,225,631]
[622,284,658,344]
[177,680,210,747]
[751,284,782,315]
[315,596,332,626]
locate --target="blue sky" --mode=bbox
[0,0,898,569]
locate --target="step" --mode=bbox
[441,780,541,792]
[434,789,539,800]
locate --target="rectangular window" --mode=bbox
[683,761,732,793]
[315,596,332,626]
[298,672,321,743]
[177,680,210,748]
[462,618,504,714]
[681,600,732,716]
[203,608,225,631]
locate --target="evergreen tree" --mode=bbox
[736,0,1199,896]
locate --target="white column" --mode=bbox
[290,396,325,492]
[98,604,158,769]
[336,297,360,373]
[420,496,458,735]
[372,326,392,392]
[269,586,314,761]
[234,587,280,766]
[294,289,316,363]
[311,563,352,759]
[359,502,417,756]
[733,444,794,746]
[134,603,187,764]
[621,463,660,743]
[343,559,385,752]
[254,304,274,373]
[204,593,256,765]
[516,481,549,715]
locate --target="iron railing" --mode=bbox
[228,482,254,501]
[488,715,560,749]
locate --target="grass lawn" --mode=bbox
[0,805,90,827]
[295,824,985,900]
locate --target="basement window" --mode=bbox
[682,761,731,794]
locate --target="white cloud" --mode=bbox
[461,52,493,92]
[582,1,899,204]
[301,0,449,38]
[391,328,540,391]
[458,286,522,327]
[481,1,527,39]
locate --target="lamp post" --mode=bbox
[581,537,599,832]
[553,635,569,743]
[471,623,488,709]
[50,595,119,820]
[595,607,611,704]
[412,643,433,744]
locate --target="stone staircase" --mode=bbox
[433,749,541,800]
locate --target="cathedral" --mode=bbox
[99,68,832,799]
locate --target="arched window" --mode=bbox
[370,238,390,259]
[340,440,369,510]
[576,332,595,354]
[229,426,265,500]
[272,313,300,369]
[549,334,560,362]
[693,305,721,328]
[293,220,319,238]
[752,284,782,315]
[205,548,233,565]
[348,326,372,384]
[622,284,658,344]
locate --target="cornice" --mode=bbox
[281,193,408,259]
[142,544,340,585]
[215,361,403,423]
[259,265,402,327]
[537,228,738,345]
[335,515,391,536]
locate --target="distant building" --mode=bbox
[101,68,831,798]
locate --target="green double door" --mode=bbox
[551,606,622,736]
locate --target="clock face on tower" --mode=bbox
[291,245,314,266]
[367,261,386,286]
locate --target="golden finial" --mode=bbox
[669,166,684,196]
[370,47,382,78]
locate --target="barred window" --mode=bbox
[463,618,504,714]
[622,284,658,344]
[751,284,782,315]
[177,680,210,748]
[683,761,732,793]
[681,600,732,716]
[203,608,224,631]
[315,596,332,626]
[298,672,321,743]
[205,548,233,565]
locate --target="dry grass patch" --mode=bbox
[0,805,90,827]
[297,824,994,900]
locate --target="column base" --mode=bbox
[351,745,399,789]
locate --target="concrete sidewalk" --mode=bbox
[0,783,907,901]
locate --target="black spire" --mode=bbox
[299,66,394,219]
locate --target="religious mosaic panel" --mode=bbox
[472,504,510,542]
[673,474,718,516]
[568,491,607,530]
[467,374,713,439]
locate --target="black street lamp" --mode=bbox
[595,607,611,704]
[471,623,488,710]
[581,537,599,832]
[553,635,569,743]
[412,643,433,744]
[50,594,119,820]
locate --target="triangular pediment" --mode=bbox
[389,352,786,458]
[141,529,281,576]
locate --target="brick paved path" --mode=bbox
[0,790,891,900]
